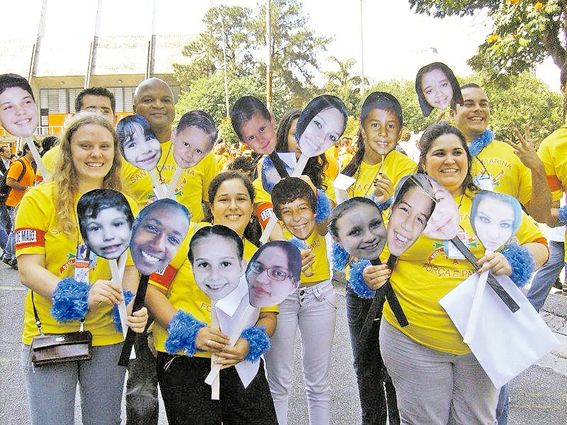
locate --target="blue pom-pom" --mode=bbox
[377,197,393,212]
[51,278,90,322]
[501,243,535,287]
[558,205,567,226]
[164,310,206,356]
[241,325,271,362]
[113,290,135,332]
[289,237,308,251]
[348,259,375,298]
[331,240,349,271]
[315,189,332,223]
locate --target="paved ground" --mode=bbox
[1,264,566,424]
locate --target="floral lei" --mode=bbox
[468,128,495,157]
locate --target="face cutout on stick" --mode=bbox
[272,177,317,241]
[130,199,190,275]
[246,241,301,308]
[423,179,460,240]
[387,174,437,256]
[188,225,247,301]
[295,95,348,158]
[172,111,217,169]
[0,75,39,137]
[415,62,462,117]
[329,197,387,260]
[231,96,277,155]
[117,114,162,171]
[77,189,135,260]
[470,190,521,252]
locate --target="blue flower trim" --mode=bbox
[289,237,308,250]
[241,325,271,362]
[164,310,206,356]
[501,243,535,287]
[558,205,567,226]
[468,128,495,157]
[331,240,349,271]
[348,259,375,299]
[50,278,90,322]
[370,194,393,212]
[315,189,332,223]
[113,290,135,332]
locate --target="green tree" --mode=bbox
[408,0,567,80]
[323,56,366,115]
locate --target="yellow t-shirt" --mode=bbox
[15,182,139,346]
[299,230,330,284]
[471,140,532,206]
[347,150,417,198]
[324,152,339,181]
[150,227,276,357]
[40,144,60,177]
[382,191,545,355]
[121,142,217,222]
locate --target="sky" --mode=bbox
[2,0,561,91]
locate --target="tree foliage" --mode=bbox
[323,56,366,115]
[409,0,567,80]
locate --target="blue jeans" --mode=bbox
[346,288,399,425]
[496,383,509,425]
[0,203,10,250]
[3,206,16,260]
[526,240,564,312]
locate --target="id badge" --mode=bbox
[446,230,468,260]
[475,174,494,191]
[74,243,91,283]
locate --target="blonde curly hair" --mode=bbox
[53,112,122,235]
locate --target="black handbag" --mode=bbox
[30,292,92,367]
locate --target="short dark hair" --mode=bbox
[0,74,35,101]
[230,96,271,141]
[22,140,40,155]
[77,189,134,244]
[176,110,218,147]
[271,177,317,220]
[415,62,462,117]
[116,114,158,157]
[0,146,10,154]
[451,83,484,110]
[188,224,244,263]
[75,87,116,114]
[360,91,403,131]
[132,198,190,240]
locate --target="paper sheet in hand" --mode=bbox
[439,273,559,389]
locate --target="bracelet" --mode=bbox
[50,278,90,322]
[113,290,135,332]
[164,310,206,356]
[348,259,375,299]
[315,189,332,223]
[501,243,535,287]
[241,325,271,362]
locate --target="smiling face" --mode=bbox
[423,181,460,240]
[239,112,277,155]
[172,126,212,169]
[85,207,131,259]
[362,109,401,163]
[423,133,469,197]
[247,246,298,308]
[122,124,161,171]
[71,123,114,188]
[79,94,115,124]
[454,87,490,142]
[211,178,253,237]
[134,79,175,134]
[192,234,246,301]
[387,186,433,256]
[298,107,345,157]
[131,203,189,275]
[278,197,316,240]
[421,68,453,110]
[473,197,515,252]
[0,87,38,137]
[334,202,387,259]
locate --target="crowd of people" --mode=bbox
[0,60,565,425]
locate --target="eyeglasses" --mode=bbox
[248,261,290,281]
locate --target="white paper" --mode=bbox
[276,152,298,169]
[334,173,356,192]
[440,273,559,388]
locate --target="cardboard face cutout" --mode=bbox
[77,189,134,260]
[190,226,246,301]
[387,174,436,256]
[172,111,216,169]
[246,241,301,308]
[232,96,277,155]
[470,190,521,252]
[0,85,38,137]
[272,180,317,241]
[117,114,162,171]
[331,197,387,260]
[295,95,347,158]
[423,179,460,240]
[130,199,190,275]
[415,62,462,116]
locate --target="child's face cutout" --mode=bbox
[192,234,246,301]
[85,207,132,260]
[362,109,400,160]
[0,87,38,137]
[239,112,277,155]
[423,181,459,240]
[421,68,453,110]
[173,126,212,169]
[278,197,315,240]
[298,107,345,158]
[122,123,162,171]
